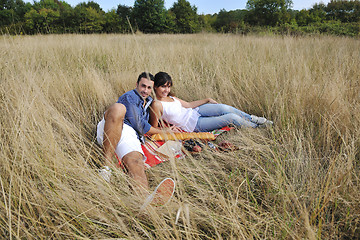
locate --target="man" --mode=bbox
[96,72,175,207]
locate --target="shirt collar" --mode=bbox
[133,89,153,104]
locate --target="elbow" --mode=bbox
[149,117,158,128]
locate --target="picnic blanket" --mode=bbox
[142,126,233,168]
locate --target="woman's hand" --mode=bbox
[207,98,218,104]
[178,97,218,109]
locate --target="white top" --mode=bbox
[160,97,200,132]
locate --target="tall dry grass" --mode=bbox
[0,33,359,239]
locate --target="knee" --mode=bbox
[219,104,233,112]
[224,113,240,123]
[122,152,144,169]
[225,113,255,128]
[111,103,126,115]
[105,103,126,122]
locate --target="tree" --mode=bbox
[74,2,105,33]
[325,0,360,23]
[169,0,200,33]
[213,9,248,32]
[14,0,32,22]
[33,0,60,11]
[198,13,216,32]
[116,4,132,32]
[75,1,102,12]
[104,9,121,33]
[308,3,326,24]
[164,9,176,32]
[0,0,16,26]
[39,7,61,32]
[58,1,76,33]
[246,0,293,26]
[132,0,168,33]
[82,6,104,32]
[24,8,43,33]
[295,9,310,26]
[0,0,31,26]
[23,0,62,34]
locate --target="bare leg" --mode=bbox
[122,151,149,196]
[103,103,126,166]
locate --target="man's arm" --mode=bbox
[146,126,168,135]
[146,126,181,135]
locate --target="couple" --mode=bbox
[96,72,272,207]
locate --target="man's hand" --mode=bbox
[147,126,178,135]
[169,125,182,133]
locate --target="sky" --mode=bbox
[27,0,332,14]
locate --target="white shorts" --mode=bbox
[96,118,145,160]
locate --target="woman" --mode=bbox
[149,72,273,133]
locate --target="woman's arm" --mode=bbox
[175,97,218,109]
[149,100,163,128]
[148,101,181,134]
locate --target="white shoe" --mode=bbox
[265,120,274,126]
[98,166,112,183]
[251,115,273,127]
[251,115,265,124]
[140,178,175,210]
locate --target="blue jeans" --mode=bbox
[193,103,257,132]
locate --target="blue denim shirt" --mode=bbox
[117,89,153,140]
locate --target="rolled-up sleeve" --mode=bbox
[119,95,152,135]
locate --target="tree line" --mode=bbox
[1,0,360,36]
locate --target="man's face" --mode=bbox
[136,77,154,99]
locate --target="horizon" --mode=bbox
[24,0,331,14]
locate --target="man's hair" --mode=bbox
[137,72,154,84]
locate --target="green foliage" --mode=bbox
[169,0,200,33]
[58,1,76,33]
[103,9,120,33]
[75,1,102,11]
[24,7,61,33]
[73,2,105,33]
[0,8,15,26]
[246,0,293,26]
[0,0,30,26]
[1,0,15,9]
[325,0,360,22]
[0,0,360,36]
[308,3,327,23]
[116,4,132,33]
[213,9,248,32]
[301,21,360,36]
[82,6,104,33]
[33,0,60,11]
[260,20,360,37]
[198,14,216,32]
[132,0,168,33]
[295,9,311,26]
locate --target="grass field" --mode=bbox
[1,33,359,239]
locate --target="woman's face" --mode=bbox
[155,82,172,98]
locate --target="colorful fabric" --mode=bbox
[142,126,233,168]
[142,139,167,168]
[211,126,233,137]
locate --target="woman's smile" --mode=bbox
[156,85,171,98]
